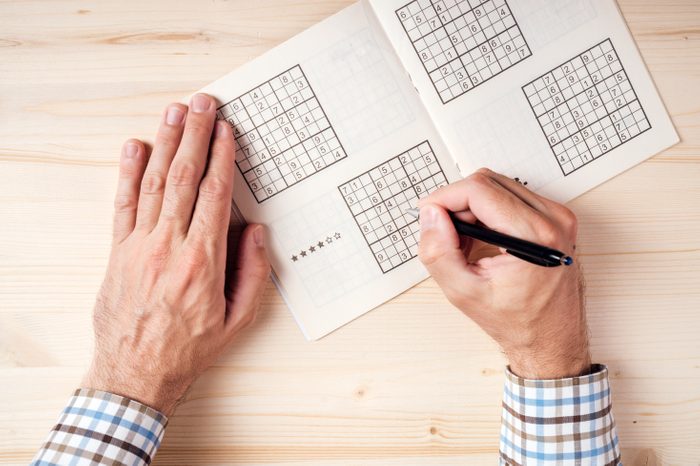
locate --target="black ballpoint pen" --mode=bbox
[405,208,573,268]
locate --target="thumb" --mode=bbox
[225,224,271,334]
[418,204,484,305]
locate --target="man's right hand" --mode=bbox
[418,169,590,379]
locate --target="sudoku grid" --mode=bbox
[396,0,531,104]
[338,141,447,273]
[523,38,651,176]
[217,65,347,203]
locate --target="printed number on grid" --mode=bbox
[523,38,651,176]
[396,0,531,104]
[217,65,347,202]
[338,141,447,273]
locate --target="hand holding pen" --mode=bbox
[414,169,589,380]
[406,208,573,268]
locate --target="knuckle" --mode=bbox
[185,120,213,140]
[199,175,230,202]
[475,167,492,176]
[147,240,172,271]
[156,130,181,152]
[418,241,444,267]
[536,221,560,246]
[113,193,137,213]
[558,206,578,233]
[168,161,200,187]
[249,261,271,283]
[119,161,138,178]
[183,241,209,270]
[141,172,166,195]
[466,171,492,191]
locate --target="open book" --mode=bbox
[198,0,678,340]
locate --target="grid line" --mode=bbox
[522,38,652,176]
[338,141,448,273]
[396,0,532,104]
[217,65,347,202]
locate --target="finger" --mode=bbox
[418,172,550,244]
[477,168,549,214]
[160,93,217,233]
[188,120,235,258]
[135,103,187,232]
[478,169,579,243]
[225,224,271,336]
[418,203,486,307]
[453,210,477,224]
[113,139,148,244]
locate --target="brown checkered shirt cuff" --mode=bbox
[31,388,167,465]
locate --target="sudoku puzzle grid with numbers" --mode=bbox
[523,39,651,176]
[396,0,531,104]
[217,65,347,203]
[338,141,447,273]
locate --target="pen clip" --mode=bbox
[506,249,562,268]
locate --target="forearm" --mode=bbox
[499,364,620,465]
[32,389,167,466]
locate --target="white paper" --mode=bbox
[369,0,678,201]
[198,2,461,340]
[198,0,678,340]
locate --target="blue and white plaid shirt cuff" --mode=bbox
[499,364,621,465]
[31,388,167,466]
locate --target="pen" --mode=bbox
[405,208,573,268]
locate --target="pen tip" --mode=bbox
[405,208,420,219]
[562,256,574,266]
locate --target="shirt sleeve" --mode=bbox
[499,364,621,465]
[31,388,167,466]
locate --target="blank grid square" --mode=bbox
[338,141,448,273]
[522,38,652,176]
[396,0,531,104]
[217,65,347,202]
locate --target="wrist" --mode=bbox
[507,347,592,379]
[82,365,185,416]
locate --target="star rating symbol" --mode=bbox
[292,234,342,263]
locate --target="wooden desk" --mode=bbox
[1,1,698,464]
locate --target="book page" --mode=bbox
[368,0,678,202]
[197,2,461,340]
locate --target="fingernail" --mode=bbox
[125,142,139,159]
[253,226,264,247]
[166,105,185,126]
[191,94,211,113]
[420,205,437,230]
[216,120,231,137]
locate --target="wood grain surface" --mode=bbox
[1,0,698,464]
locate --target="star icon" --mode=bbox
[291,255,298,262]
[326,236,333,244]
[309,245,316,253]
[334,232,342,240]
[317,241,324,248]
[300,250,307,257]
